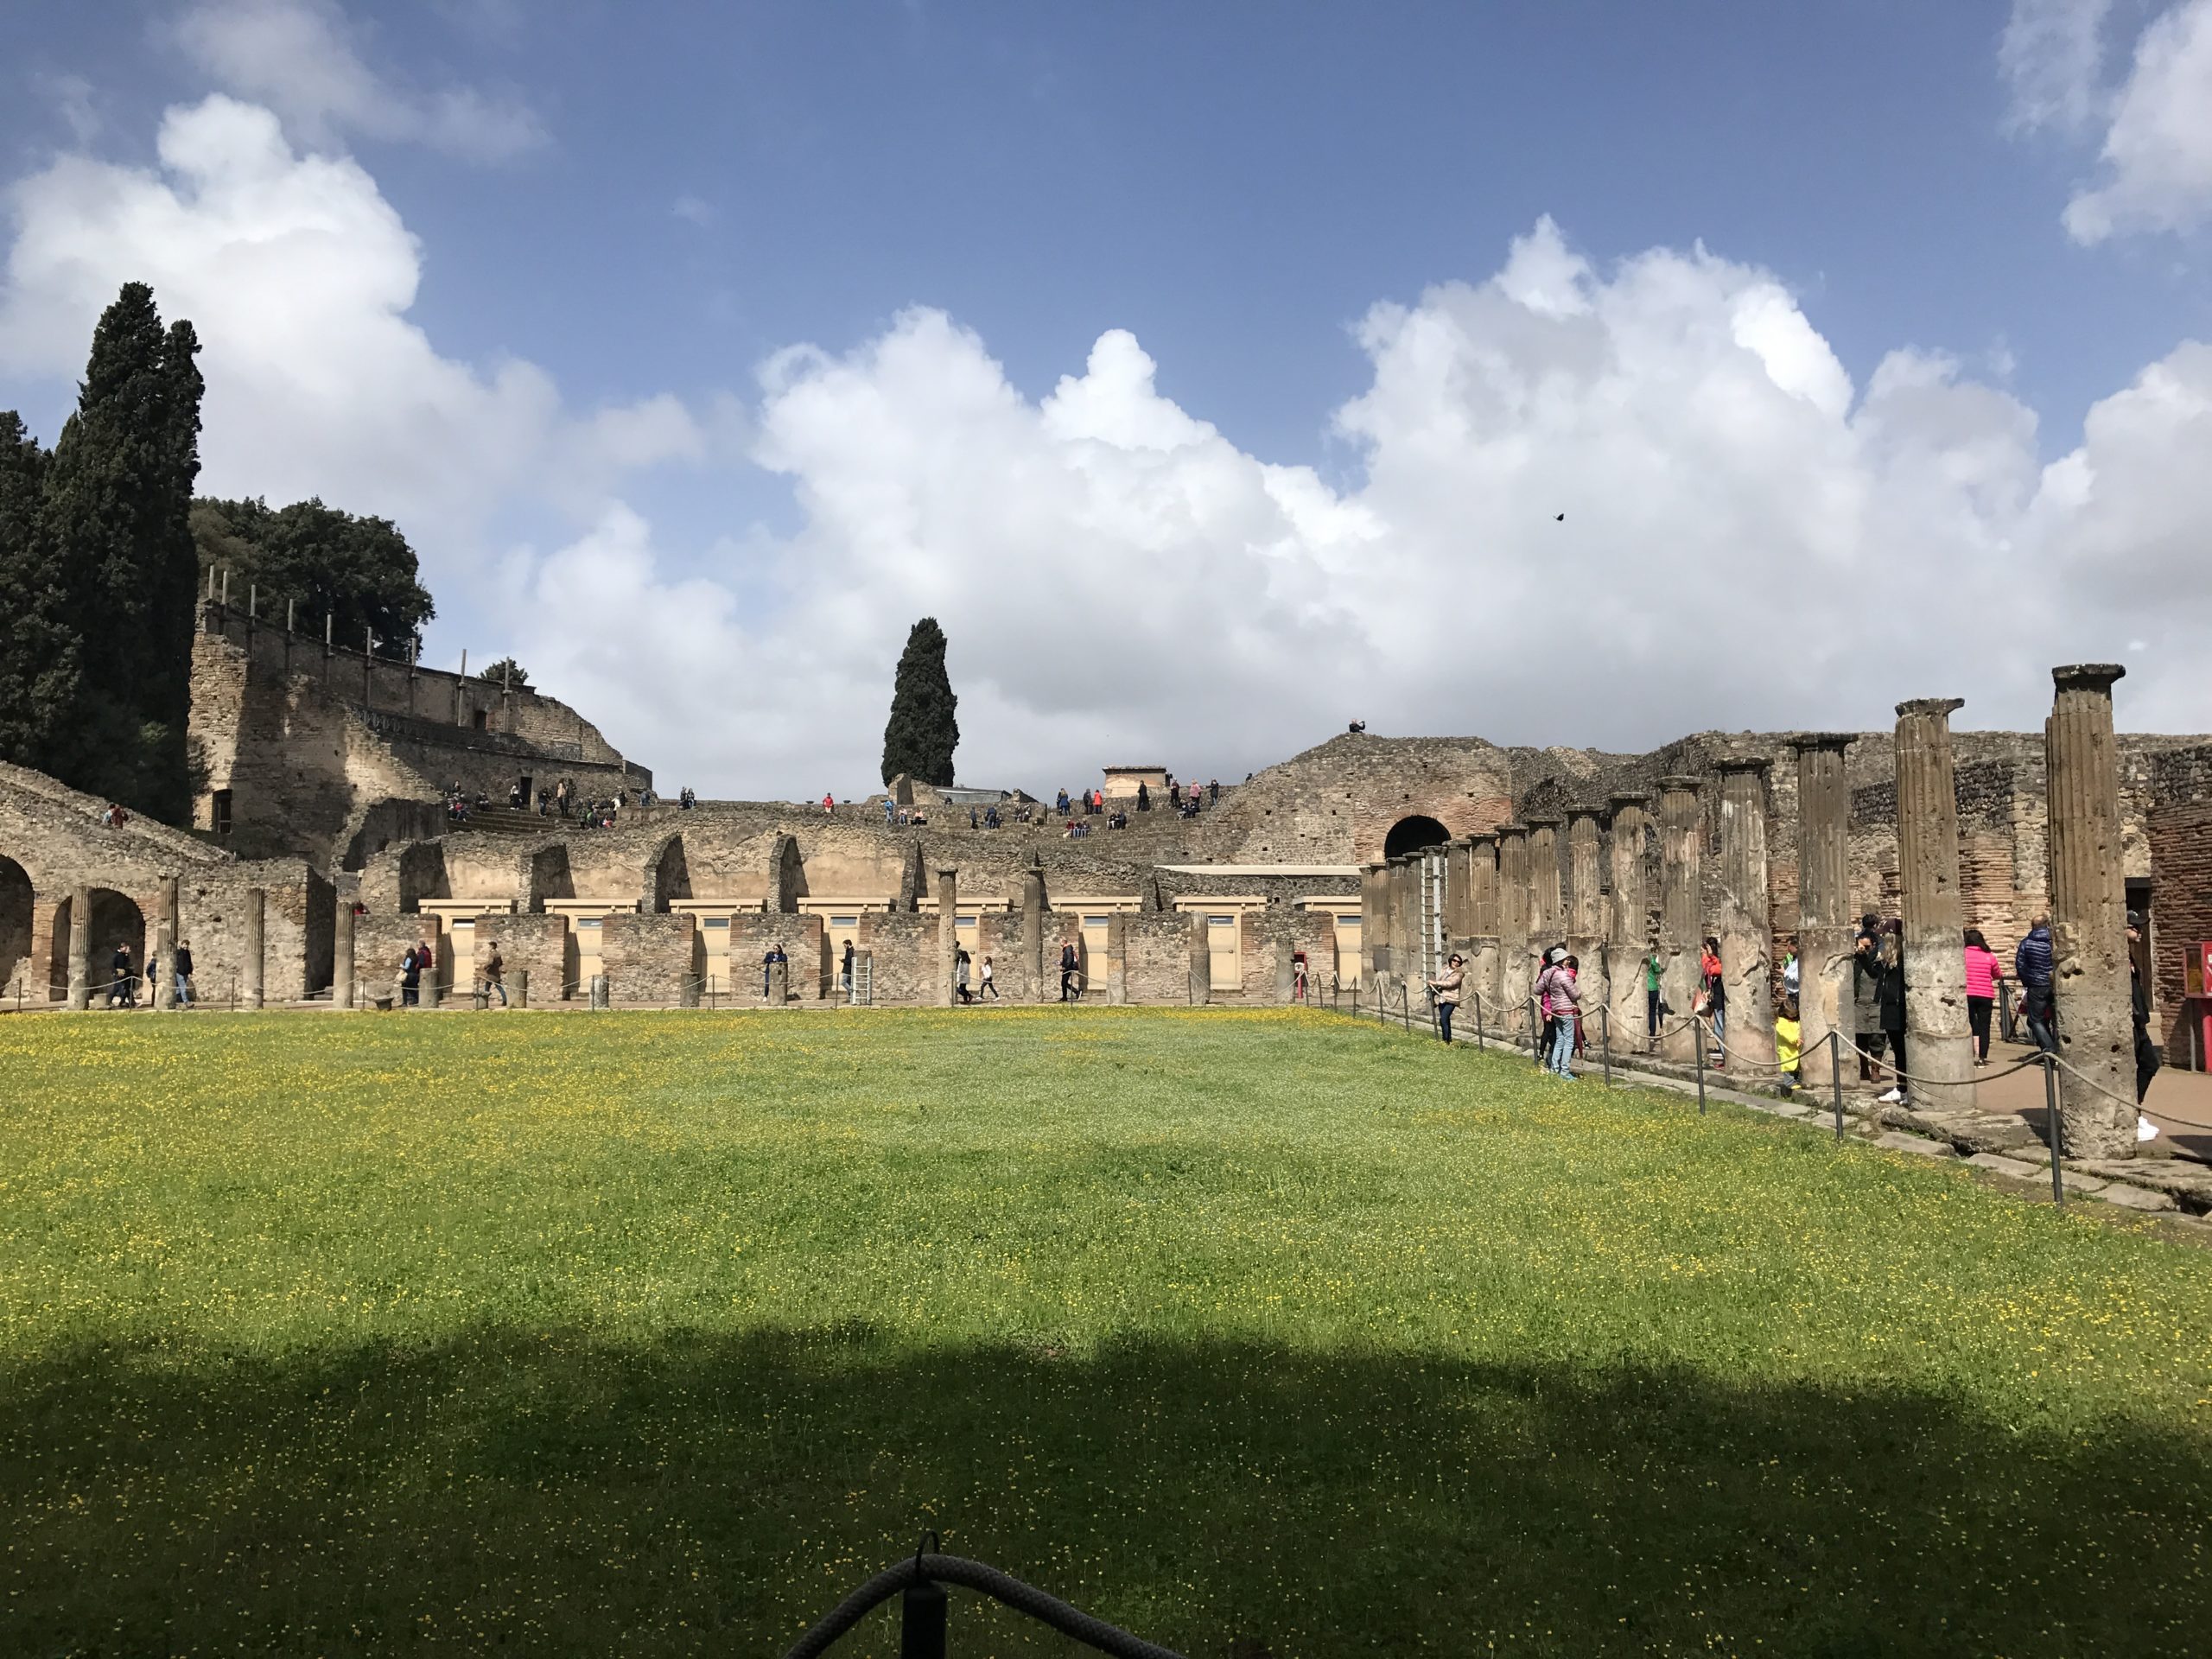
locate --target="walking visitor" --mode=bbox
[1699,936,1727,1065]
[1643,946,1662,1049]
[173,938,194,1007]
[1060,941,1079,1001]
[980,955,999,1000]
[1853,920,1885,1079]
[1962,927,1999,1065]
[1876,922,1908,1103]
[2014,914,2057,1054]
[483,942,506,1007]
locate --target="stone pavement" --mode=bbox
[1970,1037,2212,1164]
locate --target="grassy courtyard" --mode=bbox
[2,1007,2208,1656]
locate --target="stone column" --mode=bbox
[1894,699,1974,1106]
[766,958,789,1004]
[1496,825,1533,1025]
[1607,793,1653,1051]
[67,886,91,1011]
[333,895,356,1010]
[1188,910,1211,1005]
[241,887,265,1010]
[1566,806,1607,1040]
[1657,778,1702,1062]
[153,876,179,1011]
[1445,837,1476,946]
[1021,866,1046,1003]
[1713,759,1777,1069]
[1467,831,1502,1019]
[1106,912,1128,1006]
[2047,664,2136,1155]
[1525,817,1562,951]
[1789,735,1855,1088]
[935,868,957,1008]
[1360,861,1389,991]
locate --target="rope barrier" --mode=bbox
[782,1550,1185,1659]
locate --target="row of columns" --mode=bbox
[62,881,265,1011]
[1358,664,2140,1160]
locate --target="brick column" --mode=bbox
[1657,778,1702,1062]
[1525,817,1562,950]
[1467,831,1502,1017]
[153,876,179,1011]
[1021,866,1046,1003]
[1713,759,1777,1069]
[333,895,356,1010]
[1607,792,1652,1051]
[1496,825,1532,1024]
[67,886,91,1011]
[1894,699,1974,1106]
[1360,861,1389,991]
[2047,664,2137,1155]
[241,887,266,1010]
[935,868,957,1008]
[1789,734,1855,1088]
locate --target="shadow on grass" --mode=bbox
[5,1329,2204,1656]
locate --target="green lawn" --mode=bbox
[3,1007,2208,1656]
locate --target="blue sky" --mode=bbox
[3,1,2210,793]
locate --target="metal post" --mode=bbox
[1694,1020,1707,1115]
[900,1578,947,1659]
[2043,1054,2065,1208]
[1402,983,1411,1033]
[1599,1005,1611,1089]
[1473,991,1484,1051]
[1830,1033,1845,1141]
[1529,997,1541,1064]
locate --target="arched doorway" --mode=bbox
[1383,815,1450,859]
[88,890,147,1007]
[0,856,31,1000]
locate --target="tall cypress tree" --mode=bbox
[880,616,959,786]
[0,411,79,774]
[39,284,203,817]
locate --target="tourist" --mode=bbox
[400,943,422,1008]
[1189,780,1201,810]
[1876,922,1908,1103]
[823,791,835,815]
[1775,995,1802,1090]
[885,797,896,825]
[1566,954,1586,1058]
[483,941,507,1007]
[1535,945,1578,1079]
[970,805,980,830]
[1055,789,1069,815]
[1137,782,1149,812]
[1782,947,1800,1002]
[108,942,135,1007]
[1427,953,1463,1042]
[1962,927,2000,1065]
[762,942,787,998]
[2015,914,2057,1054]
[1699,936,1727,1066]
[955,948,972,1005]
[1643,945,1663,1050]
[174,938,194,1007]
[841,939,855,1000]
[1292,948,1308,1002]
[1853,918,1886,1079]
[1060,940,1079,1001]
[1209,779,1219,804]
[2129,912,2160,1131]
[980,955,999,1000]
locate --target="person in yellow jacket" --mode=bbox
[1775,995,1802,1091]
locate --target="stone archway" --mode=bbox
[88,889,147,1006]
[1383,814,1451,860]
[0,856,31,1000]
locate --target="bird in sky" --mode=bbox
[1554,513,1565,522]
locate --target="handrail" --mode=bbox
[782,1548,1185,1659]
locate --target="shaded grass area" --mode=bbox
[3,1007,2209,1656]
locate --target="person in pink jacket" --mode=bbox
[1962,928,2000,1065]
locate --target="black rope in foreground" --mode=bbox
[780,1550,1188,1659]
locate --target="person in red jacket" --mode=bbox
[1962,928,2000,1065]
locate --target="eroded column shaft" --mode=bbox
[2048,665,2135,1155]
[1607,795,1653,1049]
[1657,779,1701,1062]
[1894,700,1974,1105]
[936,868,957,1008]
[1715,760,1777,1068]
[1497,826,1532,1024]
[1791,736,1854,1087]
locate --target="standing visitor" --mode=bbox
[174,938,194,1007]
[1853,921,1885,1079]
[2015,914,2057,1054]
[1427,954,1463,1043]
[1566,955,1587,1058]
[1876,922,1908,1103]
[1535,946,1578,1079]
[1060,940,1079,1001]
[108,942,135,1007]
[1775,995,1802,1090]
[1643,946,1663,1050]
[841,939,855,1000]
[1137,782,1149,812]
[1699,936,1727,1066]
[400,944,422,1008]
[1962,928,2000,1065]
[2129,912,2160,1134]
[1209,779,1219,804]
[980,955,999,1000]
[1782,947,1800,1002]
[955,948,972,1005]
[483,941,507,1007]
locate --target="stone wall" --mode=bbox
[355,912,448,1005]
[470,912,569,1007]
[724,913,829,1001]
[2148,743,2212,1068]
[600,913,699,1005]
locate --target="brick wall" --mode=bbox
[600,913,699,1005]
[2149,797,2212,1068]
[725,913,828,1001]
[858,912,938,1005]
[470,912,569,1006]
[354,912,447,1006]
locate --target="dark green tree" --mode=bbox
[192,496,435,647]
[476,656,531,690]
[38,283,202,817]
[880,616,958,786]
[0,411,79,774]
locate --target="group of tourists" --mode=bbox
[94,938,197,1007]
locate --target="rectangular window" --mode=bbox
[576,918,601,931]
[831,916,859,928]
[472,709,488,731]
[702,917,729,931]
[1084,916,1110,928]
[1208,915,1235,930]
[210,789,232,837]
[956,915,977,929]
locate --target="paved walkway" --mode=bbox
[1968,1038,2212,1164]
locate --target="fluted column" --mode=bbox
[1789,735,1854,1087]
[1565,805,1608,1040]
[153,876,179,1011]
[1607,792,1652,1050]
[1525,817,1562,950]
[333,892,356,1009]
[1390,854,1420,1002]
[2047,664,2136,1155]
[1894,699,1974,1106]
[1657,778,1702,1062]
[1497,824,1532,1020]
[67,886,91,1011]
[1445,837,1475,944]
[936,868,957,1007]
[1360,861,1389,991]
[1467,831,1502,1015]
[1022,866,1046,1003]
[1714,759,1777,1069]
[241,887,265,1011]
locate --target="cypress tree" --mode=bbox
[880,616,959,786]
[0,411,79,774]
[39,284,203,817]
